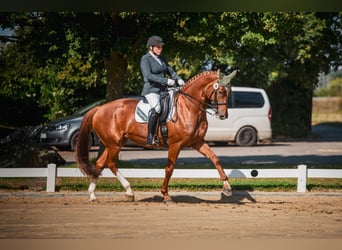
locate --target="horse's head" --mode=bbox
[180,70,236,119]
[206,70,236,120]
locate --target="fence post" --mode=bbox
[297,164,307,192]
[46,163,57,192]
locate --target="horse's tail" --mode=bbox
[75,107,102,178]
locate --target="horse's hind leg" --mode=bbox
[88,149,108,202]
[193,141,232,196]
[107,146,135,202]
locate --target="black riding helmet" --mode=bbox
[147,35,165,48]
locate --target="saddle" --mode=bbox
[135,89,176,145]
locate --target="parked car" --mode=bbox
[40,97,142,150]
[205,86,272,146]
[40,99,107,150]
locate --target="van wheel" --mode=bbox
[236,126,257,146]
[70,131,93,151]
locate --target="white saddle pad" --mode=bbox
[135,90,176,123]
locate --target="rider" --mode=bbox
[140,35,185,146]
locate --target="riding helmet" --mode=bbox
[147,35,165,48]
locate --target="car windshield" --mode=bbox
[74,99,106,115]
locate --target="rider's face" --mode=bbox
[151,45,163,56]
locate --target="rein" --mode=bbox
[178,89,223,113]
[175,83,228,117]
[170,69,237,122]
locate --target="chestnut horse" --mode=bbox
[75,70,236,203]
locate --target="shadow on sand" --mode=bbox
[139,191,257,205]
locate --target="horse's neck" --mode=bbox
[178,75,216,113]
[183,74,216,100]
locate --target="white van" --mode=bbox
[205,86,272,146]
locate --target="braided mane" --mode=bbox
[183,71,217,90]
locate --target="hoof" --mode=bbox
[88,198,97,203]
[163,198,174,206]
[222,187,232,197]
[125,195,135,202]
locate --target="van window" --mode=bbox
[228,91,265,108]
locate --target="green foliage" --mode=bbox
[315,68,342,98]
[329,78,342,96]
[0,12,341,138]
[269,78,313,137]
[0,12,107,121]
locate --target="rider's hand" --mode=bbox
[167,79,175,86]
[178,79,185,86]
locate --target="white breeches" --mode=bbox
[145,93,161,114]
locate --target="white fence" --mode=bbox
[0,164,341,193]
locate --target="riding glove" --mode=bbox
[167,79,176,86]
[178,79,185,86]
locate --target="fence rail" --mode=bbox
[0,164,341,193]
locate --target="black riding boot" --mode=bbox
[146,108,160,146]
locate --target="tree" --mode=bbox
[193,12,342,136]
[0,12,207,121]
[0,13,106,121]
[1,12,341,138]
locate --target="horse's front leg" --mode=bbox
[161,145,181,204]
[193,141,232,196]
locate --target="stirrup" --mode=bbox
[146,136,159,146]
[152,136,159,145]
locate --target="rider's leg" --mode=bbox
[147,108,160,145]
[145,93,161,145]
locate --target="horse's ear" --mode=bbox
[220,70,237,86]
[217,69,223,80]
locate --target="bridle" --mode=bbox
[176,81,230,116]
[171,70,236,122]
[208,82,231,113]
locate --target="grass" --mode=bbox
[62,160,342,170]
[1,157,341,192]
[54,168,342,192]
[311,96,342,125]
[54,177,341,192]
[1,149,341,193]
[312,113,342,125]
[1,168,341,193]
[1,97,341,193]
